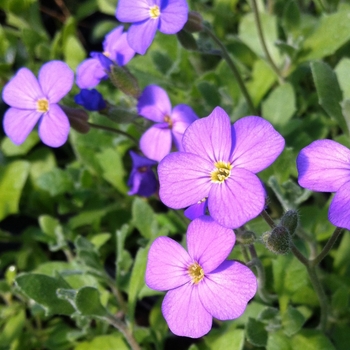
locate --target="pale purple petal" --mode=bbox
[3,108,41,145]
[328,181,350,229]
[297,139,350,192]
[38,104,70,147]
[183,106,232,163]
[137,85,172,122]
[113,33,136,66]
[184,200,207,220]
[162,283,212,338]
[145,236,192,291]
[158,152,213,208]
[208,168,266,228]
[186,216,235,273]
[230,116,285,173]
[140,125,172,161]
[200,260,257,320]
[116,0,152,22]
[76,58,106,89]
[2,68,42,109]
[127,19,159,55]
[38,61,74,103]
[103,26,124,54]
[159,0,188,34]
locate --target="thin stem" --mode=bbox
[88,122,138,144]
[250,0,285,84]
[260,209,276,229]
[106,277,128,314]
[290,241,309,266]
[203,26,257,115]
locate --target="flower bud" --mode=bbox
[183,11,204,33]
[236,230,256,245]
[177,30,198,51]
[262,226,291,255]
[108,65,140,99]
[60,105,90,134]
[100,105,138,124]
[280,210,299,236]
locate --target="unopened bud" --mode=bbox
[280,210,299,236]
[183,11,204,33]
[60,105,90,134]
[100,105,139,124]
[108,65,140,99]
[262,226,291,255]
[177,30,198,51]
[237,230,256,245]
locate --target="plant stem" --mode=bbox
[88,122,138,144]
[250,0,284,84]
[203,26,257,115]
[260,209,276,228]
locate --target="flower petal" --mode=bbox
[184,199,208,220]
[140,125,172,161]
[76,58,107,89]
[2,68,42,109]
[103,26,124,54]
[297,139,350,192]
[128,169,158,197]
[130,150,158,168]
[145,236,191,291]
[38,104,70,147]
[186,216,235,273]
[3,108,41,145]
[162,283,212,338]
[208,168,266,228]
[137,85,172,122]
[183,106,232,163]
[200,260,257,320]
[116,0,151,22]
[158,152,213,208]
[38,61,74,103]
[230,116,285,173]
[159,0,188,34]
[329,181,350,229]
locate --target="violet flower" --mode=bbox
[128,151,158,197]
[138,85,198,162]
[158,106,285,228]
[2,61,74,147]
[145,215,257,338]
[76,26,135,89]
[184,198,208,220]
[74,89,106,111]
[297,139,350,229]
[116,0,188,55]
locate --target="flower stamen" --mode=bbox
[188,262,204,284]
[36,98,49,113]
[210,161,232,183]
[164,115,173,128]
[149,5,160,19]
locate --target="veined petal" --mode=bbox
[329,181,350,230]
[162,284,212,338]
[183,106,232,163]
[2,68,42,109]
[208,168,265,228]
[200,260,257,320]
[140,125,172,162]
[76,58,106,89]
[159,0,188,34]
[116,0,152,22]
[230,116,285,173]
[186,216,235,273]
[145,236,192,291]
[137,85,172,122]
[158,152,213,209]
[3,108,41,145]
[112,33,136,66]
[38,104,70,147]
[38,61,74,103]
[297,139,350,192]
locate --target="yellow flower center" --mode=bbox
[188,262,204,284]
[210,161,232,183]
[149,5,160,19]
[36,98,49,113]
[164,115,173,128]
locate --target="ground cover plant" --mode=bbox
[0,0,350,349]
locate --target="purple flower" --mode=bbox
[158,106,285,228]
[74,89,106,111]
[128,151,158,197]
[184,198,208,220]
[116,0,188,55]
[145,215,257,338]
[76,26,135,88]
[2,61,74,148]
[138,85,198,162]
[297,139,350,229]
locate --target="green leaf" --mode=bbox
[267,331,293,350]
[90,233,111,250]
[204,326,245,350]
[75,236,104,273]
[74,287,108,317]
[246,318,268,347]
[282,306,305,336]
[1,132,40,156]
[291,329,336,350]
[38,215,60,238]
[64,35,85,70]
[0,309,25,347]
[282,1,301,36]
[75,334,129,350]
[97,0,117,15]
[36,168,74,196]
[335,58,350,100]
[116,224,132,286]
[132,197,155,239]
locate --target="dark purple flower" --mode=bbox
[184,198,208,220]
[116,0,188,55]
[138,85,198,162]
[2,61,74,147]
[128,151,158,197]
[145,215,257,338]
[74,89,106,111]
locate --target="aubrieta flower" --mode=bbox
[184,198,208,220]
[138,85,198,162]
[128,151,158,197]
[145,215,257,338]
[76,26,135,89]
[2,61,74,147]
[297,139,350,229]
[74,89,106,111]
[116,0,188,55]
[158,106,285,229]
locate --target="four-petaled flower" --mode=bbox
[158,106,285,228]
[2,60,74,147]
[297,139,350,230]
[145,215,257,338]
[138,85,198,162]
[74,89,106,111]
[116,0,188,55]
